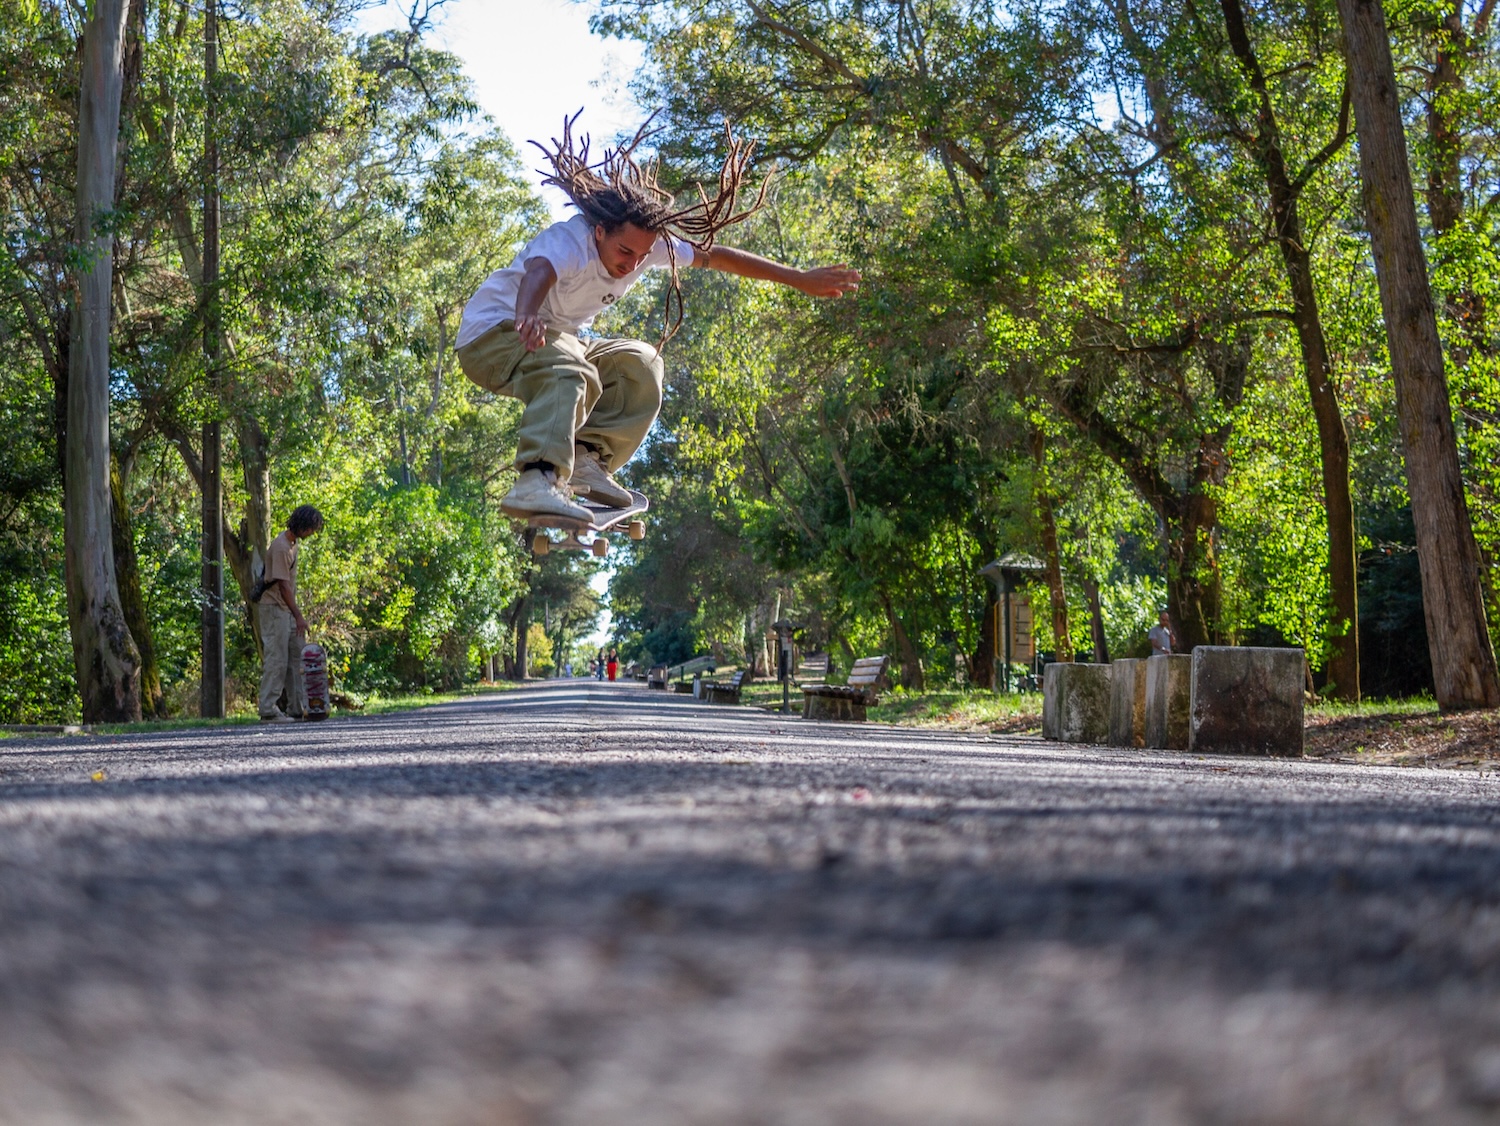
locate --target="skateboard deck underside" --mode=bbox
[527,490,648,555]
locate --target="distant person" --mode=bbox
[1148,610,1178,657]
[596,649,606,681]
[257,504,324,723]
[563,659,573,678]
[607,647,618,682]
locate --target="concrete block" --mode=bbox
[1145,655,1192,751]
[1189,646,1305,757]
[1042,662,1112,743]
[1108,658,1147,747]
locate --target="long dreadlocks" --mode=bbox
[531,111,773,346]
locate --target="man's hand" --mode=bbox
[796,264,861,299]
[513,257,558,351]
[515,313,548,352]
[294,615,308,640]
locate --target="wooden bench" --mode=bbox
[802,655,889,721]
[663,654,716,694]
[646,665,668,690]
[698,668,751,705]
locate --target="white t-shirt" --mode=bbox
[456,214,696,348]
[1148,625,1173,655]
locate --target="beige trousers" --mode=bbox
[456,321,664,481]
[258,602,305,718]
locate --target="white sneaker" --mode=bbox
[502,466,593,521]
[571,445,633,507]
[260,711,296,724]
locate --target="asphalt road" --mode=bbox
[2,681,1500,1124]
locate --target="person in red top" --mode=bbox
[606,648,618,682]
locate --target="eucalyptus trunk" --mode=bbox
[1336,0,1500,709]
[65,0,141,723]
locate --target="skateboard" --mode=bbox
[528,490,648,557]
[301,642,330,721]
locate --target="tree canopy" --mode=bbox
[5,0,1498,719]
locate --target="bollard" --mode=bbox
[1145,654,1192,750]
[1108,658,1147,748]
[1042,662,1113,743]
[1189,646,1304,756]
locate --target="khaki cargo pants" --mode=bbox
[258,602,305,719]
[456,321,664,483]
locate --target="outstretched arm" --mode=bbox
[693,245,860,298]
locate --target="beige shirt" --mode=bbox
[261,531,298,610]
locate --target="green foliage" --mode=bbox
[0,0,565,719]
[12,0,1500,717]
[306,483,523,692]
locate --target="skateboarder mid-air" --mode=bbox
[455,114,861,521]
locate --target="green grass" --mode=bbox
[726,674,1042,730]
[868,688,1042,728]
[0,681,521,737]
[1306,694,1438,720]
[355,682,518,716]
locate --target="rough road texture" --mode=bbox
[3,681,1500,1124]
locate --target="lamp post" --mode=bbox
[772,618,798,713]
[979,553,1045,692]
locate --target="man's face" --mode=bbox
[594,222,657,279]
[1159,613,1170,627]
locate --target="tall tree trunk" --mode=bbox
[110,454,164,717]
[65,0,141,724]
[1336,0,1500,709]
[1218,0,1361,698]
[973,582,998,689]
[1163,488,1223,652]
[1423,1,1500,632]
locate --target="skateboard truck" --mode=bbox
[526,491,649,557]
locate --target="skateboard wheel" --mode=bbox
[591,538,609,557]
[627,520,645,541]
[532,536,550,557]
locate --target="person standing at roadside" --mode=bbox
[258,505,324,723]
[606,647,618,682]
[1148,610,1178,657]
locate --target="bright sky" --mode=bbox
[354,0,638,651]
[355,0,647,219]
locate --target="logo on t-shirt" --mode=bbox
[601,293,619,305]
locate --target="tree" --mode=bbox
[65,0,141,722]
[1336,0,1500,709]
